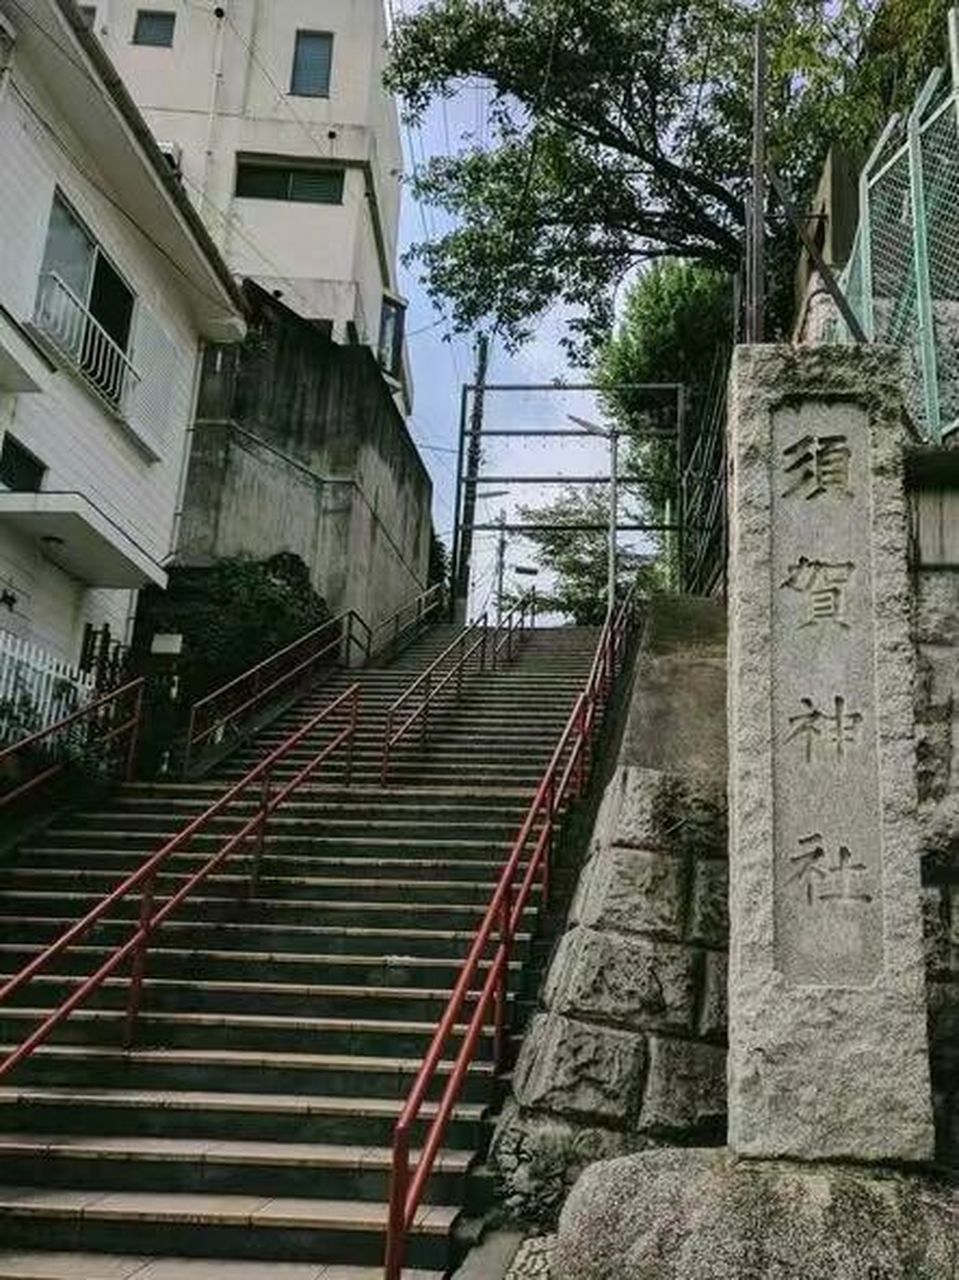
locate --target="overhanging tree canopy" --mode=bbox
[388,0,949,352]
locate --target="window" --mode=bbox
[290,31,333,97]
[235,161,344,205]
[34,194,136,409]
[132,10,175,46]
[0,435,45,492]
[378,296,406,379]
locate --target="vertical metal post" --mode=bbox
[385,1132,410,1280]
[675,388,687,592]
[909,72,944,440]
[453,334,490,624]
[345,690,358,785]
[493,883,512,1070]
[450,384,470,623]
[495,508,507,627]
[748,22,767,344]
[125,683,144,782]
[251,769,272,897]
[124,877,155,1048]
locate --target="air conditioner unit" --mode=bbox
[157,141,183,176]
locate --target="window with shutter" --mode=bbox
[235,162,344,205]
[290,31,333,97]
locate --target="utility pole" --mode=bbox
[453,333,489,624]
[495,509,507,626]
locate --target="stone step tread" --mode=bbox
[0,1040,495,1072]
[0,1134,471,1173]
[0,893,530,915]
[0,1186,458,1232]
[0,1010,500,1044]
[3,976,499,1004]
[1,872,505,892]
[0,1252,442,1279]
[0,1088,484,1122]
[0,945,521,973]
[0,917,531,945]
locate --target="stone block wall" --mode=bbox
[491,598,729,1226]
[914,568,959,1171]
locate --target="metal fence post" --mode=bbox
[909,71,945,440]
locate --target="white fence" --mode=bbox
[0,630,97,744]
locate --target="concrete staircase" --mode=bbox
[0,623,600,1279]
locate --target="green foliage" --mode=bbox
[145,553,330,702]
[388,0,886,352]
[516,487,667,625]
[428,528,450,589]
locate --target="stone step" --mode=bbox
[0,1251,442,1279]
[0,1133,471,1203]
[0,1187,458,1269]
[0,1039,497,1102]
[0,1087,485,1151]
[0,974,516,1025]
[0,916,532,960]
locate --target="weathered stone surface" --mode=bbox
[513,1013,646,1125]
[727,345,934,1162]
[570,843,686,940]
[698,950,728,1040]
[491,1101,634,1225]
[687,860,728,947]
[545,927,697,1034]
[555,1148,959,1280]
[637,1036,725,1137]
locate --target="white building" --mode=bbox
[94,0,412,409]
[0,0,245,682]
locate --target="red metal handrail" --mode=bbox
[492,588,536,665]
[369,583,446,658]
[383,592,638,1279]
[0,683,361,1082]
[0,677,144,813]
[182,611,370,775]
[380,614,489,784]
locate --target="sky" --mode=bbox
[389,4,628,618]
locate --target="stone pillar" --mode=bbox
[727,345,934,1162]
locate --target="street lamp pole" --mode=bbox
[495,508,507,626]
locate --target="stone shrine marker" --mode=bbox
[728,346,935,1162]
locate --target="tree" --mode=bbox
[388,0,900,353]
[428,528,450,589]
[516,488,665,624]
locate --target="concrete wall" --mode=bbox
[491,597,729,1225]
[99,0,405,356]
[0,4,241,663]
[179,285,430,626]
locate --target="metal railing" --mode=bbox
[35,272,140,411]
[182,611,370,776]
[680,349,729,597]
[0,683,360,1081]
[380,615,490,784]
[492,589,536,665]
[0,678,144,814]
[383,589,637,1278]
[369,583,445,660]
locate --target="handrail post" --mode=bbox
[124,874,155,1048]
[385,1126,411,1280]
[345,611,353,667]
[542,776,556,905]
[382,710,393,786]
[345,689,358,785]
[456,633,465,698]
[493,881,513,1071]
[124,682,144,782]
[423,671,432,742]
[575,697,588,797]
[250,767,272,898]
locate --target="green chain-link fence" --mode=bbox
[835,41,959,441]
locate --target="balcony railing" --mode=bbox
[34,273,140,411]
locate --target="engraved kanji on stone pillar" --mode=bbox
[727,346,934,1164]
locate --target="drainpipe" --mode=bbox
[166,340,208,563]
